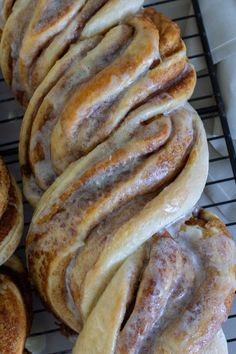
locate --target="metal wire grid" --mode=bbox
[0,0,236,353]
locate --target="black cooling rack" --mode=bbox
[0,0,236,353]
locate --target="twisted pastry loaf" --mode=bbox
[19,9,196,206]
[0,256,32,354]
[73,210,235,354]
[26,104,208,332]
[2,2,234,352]
[0,157,23,265]
[0,0,144,105]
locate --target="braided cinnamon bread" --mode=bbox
[0,256,32,354]
[0,0,144,105]
[1,2,235,352]
[73,210,235,354]
[19,9,196,206]
[0,157,23,265]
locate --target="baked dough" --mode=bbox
[0,157,23,266]
[0,0,144,104]
[0,0,15,30]
[72,210,235,354]
[1,2,234,353]
[0,256,32,354]
[26,104,208,332]
[19,10,196,206]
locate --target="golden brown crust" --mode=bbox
[0,180,18,242]
[0,0,144,104]
[0,157,10,218]
[0,0,15,30]
[0,0,34,99]
[29,0,108,90]
[143,8,182,57]
[0,256,32,354]
[54,14,159,163]
[0,158,23,266]
[0,274,26,354]
[19,35,102,179]
[17,0,87,97]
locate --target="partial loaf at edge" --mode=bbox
[0,156,23,266]
[0,256,32,354]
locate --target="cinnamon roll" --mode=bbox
[73,210,236,354]
[26,104,208,332]
[0,157,23,266]
[0,0,144,105]
[19,10,196,206]
[0,256,32,354]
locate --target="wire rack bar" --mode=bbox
[144,0,179,7]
